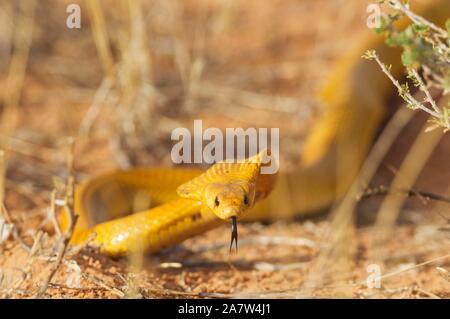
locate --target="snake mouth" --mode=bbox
[229,216,238,253]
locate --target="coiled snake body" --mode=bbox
[65,2,449,257]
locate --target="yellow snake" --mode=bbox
[64,1,449,257]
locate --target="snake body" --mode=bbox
[67,1,449,256]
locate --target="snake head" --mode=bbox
[176,149,269,252]
[176,150,266,220]
[183,179,256,254]
[203,180,256,220]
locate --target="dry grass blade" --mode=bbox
[35,139,79,298]
[1,0,36,138]
[85,0,114,78]
[371,117,444,261]
[436,267,450,282]
[358,185,450,204]
[300,105,415,296]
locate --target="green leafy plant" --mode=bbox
[364,0,450,132]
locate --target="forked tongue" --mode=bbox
[229,216,238,253]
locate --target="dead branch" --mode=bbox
[358,185,450,204]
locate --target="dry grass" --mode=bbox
[0,0,448,298]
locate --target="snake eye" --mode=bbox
[214,196,220,207]
[243,195,249,205]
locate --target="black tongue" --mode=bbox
[229,216,238,253]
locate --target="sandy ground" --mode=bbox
[0,0,449,298]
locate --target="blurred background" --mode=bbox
[0,0,373,172]
[0,0,448,298]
